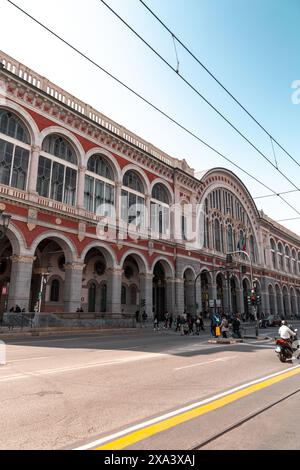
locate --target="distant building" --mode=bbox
[0,50,299,323]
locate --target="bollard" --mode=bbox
[0,340,6,366]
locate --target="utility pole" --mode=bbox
[226,251,259,337]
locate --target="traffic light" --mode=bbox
[141,299,146,308]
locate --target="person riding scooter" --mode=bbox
[278,320,296,353]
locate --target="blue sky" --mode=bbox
[1,0,299,234]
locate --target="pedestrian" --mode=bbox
[220,315,229,338]
[154,315,159,331]
[232,314,242,338]
[142,311,147,327]
[175,314,181,332]
[135,310,140,323]
[164,311,170,329]
[169,314,173,329]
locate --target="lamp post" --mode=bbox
[226,250,259,337]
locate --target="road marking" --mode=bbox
[74,365,300,450]
[174,356,236,371]
[8,356,51,363]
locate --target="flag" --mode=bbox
[237,232,246,252]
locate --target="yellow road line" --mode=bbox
[97,367,300,450]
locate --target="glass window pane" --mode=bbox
[51,161,64,202]
[11,146,29,190]
[0,138,13,186]
[37,156,51,197]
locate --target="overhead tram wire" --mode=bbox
[5,0,300,218]
[139,0,300,171]
[99,0,300,197]
[254,189,299,200]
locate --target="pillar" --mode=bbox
[166,277,175,315]
[77,166,86,209]
[28,145,41,194]
[195,277,202,315]
[64,262,85,312]
[8,255,35,311]
[174,278,184,316]
[107,268,122,315]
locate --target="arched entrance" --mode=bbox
[153,262,166,321]
[83,248,110,313]
[268,285,276,315]
[283,286,289,318]
[275,285,282,317]
[230,277,238,315]
[0,235,12,320]
[290,288,297,318]
[201,271,211,317]
[122,255,141,315]
[216,273,225,313]
[30,238,69,313]
[243,278,251,320]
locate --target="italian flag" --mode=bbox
[237,233,246,251]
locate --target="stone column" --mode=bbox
[107,268,122,315]
[166,277,175,315]
[77,166,86,209]
[64,262,85,312]
[8,255,35,311]
[140,273,153,319]
[28,145,41,194]
[175,278,185,315]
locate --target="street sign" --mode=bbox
[209,300,215,308]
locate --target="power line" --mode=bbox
[254,189,299,200]
[99,0,300,204]
[277,217,300,222]
[5,0,300,219]
[139,0,300,171]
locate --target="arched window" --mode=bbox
[227,224,234,253]
[42,134,76,164]
[285,246,291,273]
[292,249,297,275]
[50,279,60,302]
[0,109,30,190]
[121,171,145,227]
[0,109,30,144]
[151,183,170,236]
[249,235,256,263]
[37,135,77,206]
[214,219,221,252]
[270,239,276,269]
[123,171,143,193]
[278,243,284,271]
[121,285,127,305]
[203,199,210,248]
[84,154,115,216]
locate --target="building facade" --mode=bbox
[0,50,299,323]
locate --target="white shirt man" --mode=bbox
[278,323,296,340]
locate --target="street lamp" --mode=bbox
[226,250,259,337]
[0,209,11,239]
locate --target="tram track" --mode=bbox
[191,386,300,449]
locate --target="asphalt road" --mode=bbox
[0,325,299,450]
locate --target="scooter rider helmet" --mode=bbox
[281,320,287,326]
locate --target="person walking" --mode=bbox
[221,315,229,338]
[153,315,159,331]
[232,314,242,338]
